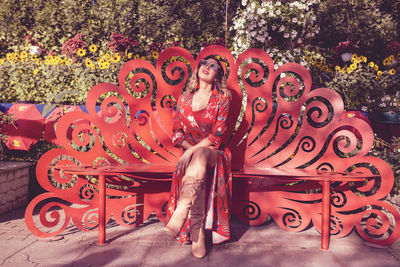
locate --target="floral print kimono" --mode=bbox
[166,88,232,244]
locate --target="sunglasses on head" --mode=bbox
[199,59,219,71]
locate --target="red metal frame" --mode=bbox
[25,45,400,248]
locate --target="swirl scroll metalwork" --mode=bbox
[240,200,261,221]
[331,191,347,208]
[282,208,303,229]
[121,204,141,225]
[79,184,97,201]
[82,208,100,230]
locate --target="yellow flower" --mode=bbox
[389,68,397,75]
[128,53,133,59]
[85,58,94,68]
[6,53,15,62]
[129,73,134,78]
[89,44,98,53]
[20,51,28,59]
[383,58,390,66]
[347,68,352,74]
[141,56,146,60]
[351,54,358,62]
[350,63,357,70]
[152,51,159,59]
[369,62,375,68]
[361,56,367,63]
[33,68,39,75]
[103,53,111,60]
[377,71,382,76]
[33,58,40,65]
[0,58,4,65]
[335,66,340,71]
[77,48,86,57]
[389,55,394,61]
[111,54,121,63]
[54,56,63,64]
[99,61,110,69]
[170,56,177,62]
[134,54,140,60]
[374,65,379,71]
[65,58,73,65]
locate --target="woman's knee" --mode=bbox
[184,148,214,177]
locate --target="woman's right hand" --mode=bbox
[176,147,194,173]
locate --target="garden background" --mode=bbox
[0,0,400,196]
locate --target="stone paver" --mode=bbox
[1,206,400,266]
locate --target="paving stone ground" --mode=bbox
[1,206,400,267]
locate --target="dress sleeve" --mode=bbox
[209,94,230,149]
[172,96,186,148]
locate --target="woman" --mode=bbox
[165,56,232,258]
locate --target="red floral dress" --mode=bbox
[166,88,232,244]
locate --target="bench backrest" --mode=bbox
[51,45,376,174]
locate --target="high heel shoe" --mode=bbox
[191,227,206,258]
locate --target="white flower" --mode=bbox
[276,1,281,6]
[257,8,265,15]
[279,25,285,32]
[284,33,290,38]
[272,25,277,31]
[276,9,281,15]
[292,18,298,23]
[241,0,247,6]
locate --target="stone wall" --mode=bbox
[0,162,31,215]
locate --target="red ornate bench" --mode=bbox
[25,45,400,250]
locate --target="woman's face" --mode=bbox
[198,58,219,84]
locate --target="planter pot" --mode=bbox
[0,162,31,215]
[368,111,400,124]
[341,52,353,62]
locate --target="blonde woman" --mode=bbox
[165,56,232,258]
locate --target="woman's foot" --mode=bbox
[191,227,206,258]
[164,200,190,237]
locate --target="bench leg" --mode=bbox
[321,180,331,250]
[98,174,106,245]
